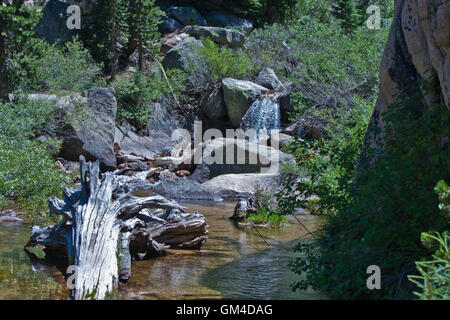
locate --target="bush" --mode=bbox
[35,39,104,93]
[287,88,449,299]
[113,68,187,129]
[0,96,71,220]
[193,38,255,84]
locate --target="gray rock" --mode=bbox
[184,25,245,48]
[202,87,226,120]
[167,6,207,26]
[206,11,253,33]
[154,177,223,202]
[222,78,269,127]
[158,17,183,34]
[189,164,211,184]
[57,88,117,169]
[162,36,204,71]
[0,210,23,224]
[254,68,287,92]
[202,173,281,200]
[34,0,79,44]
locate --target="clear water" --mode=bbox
[0,201,326,300]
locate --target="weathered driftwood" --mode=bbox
[25,156,208,300]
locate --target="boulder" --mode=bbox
[222,78,269,127]
[206,11,253,33]
[162,36,204,70]
[167,6,207,26]
[201,87,227,120]
[179,138,295,178]
[158,17,183,34]
[34,0,79,44]
[0,210,23,224]
[184,25,245,48]
[202,173,281,200]
[153,177,222,202]
[58,88,117,169]
[254,68,287,92]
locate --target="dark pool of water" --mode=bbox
[0,201,326,300]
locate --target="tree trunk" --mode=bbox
[0,35,9,102]
[25,156,208,299]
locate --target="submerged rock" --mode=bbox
[0,210,23,224]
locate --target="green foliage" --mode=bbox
[407,181,450,300]
[245,14,389,122]
[288,88,449,299]
[194,38,255,82]
[113,69,187,128]
[35,39,103,93]
[332,0,361,33]
[0,96,70,219]
[246,207,288,227]
[408,231,450,300]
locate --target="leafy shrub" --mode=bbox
[0,96,70,220]
[287,89,449,299]
[113,68,187,128]
[35,39,104,93]
[193,38,255,84]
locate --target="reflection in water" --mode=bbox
[0,201,326,300]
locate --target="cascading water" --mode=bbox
[240,94,281,141]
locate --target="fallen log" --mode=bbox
[25,156,208,300]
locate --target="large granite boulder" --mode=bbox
[34,0,79,44]
[184,25,245,48]
[167,6,207,26]
[201,87,227,120]
[222,78,269,127]
[158,17,183,34]
[154,177,222,202]
[59,88,117,169]
[202,173,281,200]
[28,88,117,169]
[206,11,253,33]
[162,36,204,71]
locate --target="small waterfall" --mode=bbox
[240,95,281,140]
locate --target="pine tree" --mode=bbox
[332,0,361,34]
[0,0,39,101]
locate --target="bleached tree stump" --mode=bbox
[26,156,205,300]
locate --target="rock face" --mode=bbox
[167,6,207,26]
[206,11,253,32]
[162,36,204,71]
[34,0,79,44]
[222,78,269,127]
[184,25,246,48]
[363,0,449,158]
[58,88,117,169]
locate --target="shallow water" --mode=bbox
[0,201,326,300]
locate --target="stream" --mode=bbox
[0,201,326,300]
